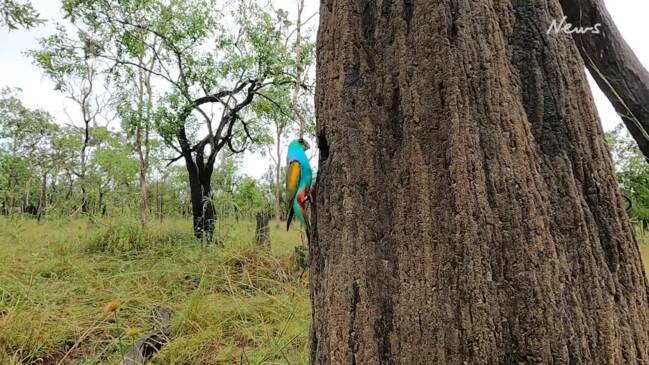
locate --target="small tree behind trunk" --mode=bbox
[255,211,271,246]
[37,171,48,221]
[274,128,283,221]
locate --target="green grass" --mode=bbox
[0,217,309,364]
[2,217,649,365]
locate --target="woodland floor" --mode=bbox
[0,218,310,364]
[0,218,647,364]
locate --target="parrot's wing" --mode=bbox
[286,160,301,203]
[286,160,301,231]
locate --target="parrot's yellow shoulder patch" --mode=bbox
[286,161,301,202]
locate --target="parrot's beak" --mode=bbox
[299,138,310,150]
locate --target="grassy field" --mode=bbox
[1,218,648,365]
[0,218,310,364]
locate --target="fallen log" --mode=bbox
[120,306,172,365]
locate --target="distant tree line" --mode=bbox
[0,87,280,221]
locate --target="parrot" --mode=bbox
[286,138,313,241]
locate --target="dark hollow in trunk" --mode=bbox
[311,0,649,364]
[255,211,271,246]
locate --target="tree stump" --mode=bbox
[255,212,270,246]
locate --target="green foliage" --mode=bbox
[91,128,139,186]
[0,88,62,213]
[0,88,58,152]
[28,26,93,89]
[85,219,196,253]
[5,0,316,231]
[211,155,273,219]
[607,124,649,227]
[57,0,307,157]
[233,176,272,216]
[294,245,308,272]
[0,0,43,30]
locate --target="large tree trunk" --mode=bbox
[185,153,216,240]
[311,0,649,364]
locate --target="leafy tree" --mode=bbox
[29,27,109,213]
[110,37,159,228]
[232,176,272,218]
[58,0,303,238]
[607,123,649,227]
[258,2,316,222]
[89,127,139,216]
[0,0,42,30]
[0,87,58,215]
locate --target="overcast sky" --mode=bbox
[0,0,647,178]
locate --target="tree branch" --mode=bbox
[559,0,649,161]
[192,80,255,106]
[165,154,184,167]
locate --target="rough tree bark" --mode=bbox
[181,133,217,240]
[311,0,649,364]
[559,0,649,162]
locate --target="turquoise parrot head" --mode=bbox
[288,138,310,153]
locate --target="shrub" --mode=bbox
[84,221,196,253]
